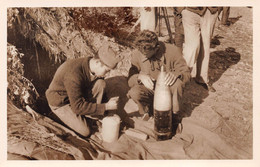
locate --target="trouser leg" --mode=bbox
[169,79,183,114]
[140,7,156,32]
[127,85,154,115]
[221,7,230,25]
[49,79,106,137]
[173,8,184,48]
[198,10,218,84]
[169,79,184,136]
[181,9,201,78]
[104,76,131,124]
[50,104,91,137]
[128,79,183,115]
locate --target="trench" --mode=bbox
[8,27,64,115]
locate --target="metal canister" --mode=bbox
[153,66,172,141]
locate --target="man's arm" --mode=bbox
[167,46,191,85]
[64,73,106,116]
[128,51,142,87]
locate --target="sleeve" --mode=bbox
[127,51,142,87]
[64,73,106,116]
[167,46,191,85]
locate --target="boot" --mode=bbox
[172,113,183,136]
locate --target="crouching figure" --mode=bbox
[127,30,190,128]
[46,43,120,137]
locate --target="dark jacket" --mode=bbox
[45,57,106,116]
[128,42,190,87]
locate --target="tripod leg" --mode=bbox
[162,7,174,43]
[158,7,161,36]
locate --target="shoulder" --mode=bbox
[65,58,88,76]
[131,49,143,61]
[132,49,142,56]
[62,57,87,67]
[165,43,182,56]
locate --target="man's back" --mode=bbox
[46,57,91,107]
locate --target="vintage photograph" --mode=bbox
[6,6,253,160]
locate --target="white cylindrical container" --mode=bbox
[101,115,121,143]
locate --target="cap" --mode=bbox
[98,43,120,69]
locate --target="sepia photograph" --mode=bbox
[2,0,260,166]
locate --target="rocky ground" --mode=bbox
[120,7,253,156]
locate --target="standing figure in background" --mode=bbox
[127,30,190,128]
[173,7,185,49]
[221,7,231,26]
[140,7,157,32]
[180,7,221,92]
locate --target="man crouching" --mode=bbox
[127,30,190,126]
[46,43,120,137]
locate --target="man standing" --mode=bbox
[173,7,185,49]
[46,43,120,137]
[180,7,221,92]
[127,30,190,124]
[140,7,157,32]
[221,7,231,26]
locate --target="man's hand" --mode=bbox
[165,72,178,86]
[105,96,119,110]
[138,74,155,90]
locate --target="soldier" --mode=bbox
[127,30,190,124]
[46,44,121,137]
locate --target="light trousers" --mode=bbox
[128,79,183,115]
[182,9,218,83]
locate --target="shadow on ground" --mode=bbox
[209,47,241,83]
[181,47,241,119]
[210,35,223,48]
[226,16,242,26]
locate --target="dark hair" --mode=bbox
[135,30,159,53]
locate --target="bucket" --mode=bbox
[101,114,121,143]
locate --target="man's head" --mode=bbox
[90,43,120,77]
[135,30,160,59]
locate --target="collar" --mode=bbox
[82,57,97,81]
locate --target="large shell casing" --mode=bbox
[153,66,172,141]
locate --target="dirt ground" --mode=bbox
[120,6,253,157]
[6,7,253,160]
[179,7,253,154]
